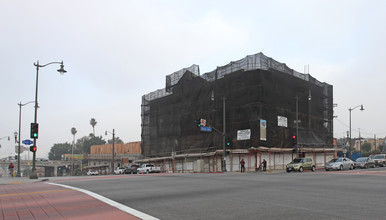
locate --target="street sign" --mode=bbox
[200,119,207,127]
[200,126,212,132]
[22,139,33,145]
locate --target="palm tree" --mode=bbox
[70,127,77,175]
[90,118,97,135]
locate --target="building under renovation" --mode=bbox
[140,53,336,172]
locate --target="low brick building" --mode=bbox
[86,141,142,174]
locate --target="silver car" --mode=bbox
[354,157,375,169]
[325,158,354,171]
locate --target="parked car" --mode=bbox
[137,164,161,174]
[286,158,316,172]
[114,167,125,174]
[372,154,386,167]
[325,158,354,171]
[354,157,375,169]
[87,169,99,175]
[124,164,139,174]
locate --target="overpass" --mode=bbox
[0,160,82,177]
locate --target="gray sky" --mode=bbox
[1,0,385,159]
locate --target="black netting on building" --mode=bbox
[141,53,333,157]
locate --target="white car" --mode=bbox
[114,167,125,174]
[87,170,99,175]
[325,158,354,171]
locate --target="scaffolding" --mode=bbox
[141,52,333,156]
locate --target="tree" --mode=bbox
[378,145,385,152]
[90,118,97,135]
[48,143,72,160]
[108,136,124,144]
[361,142,371,153]
[71,127,77,148]
[76,134,106,154]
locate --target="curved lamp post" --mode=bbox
[348,104,364,159]
[0,136,10,141]
[30,61,66,179]
[105,129,115,174]
[0,136,10,150]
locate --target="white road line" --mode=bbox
[47,182,159,220]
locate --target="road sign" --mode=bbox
[22,139,33,145]
[200,126,212,132]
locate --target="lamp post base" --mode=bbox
[16,171,21,177]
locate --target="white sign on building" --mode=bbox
[237,129,251,140]
[277,116,288,127]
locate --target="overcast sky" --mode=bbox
[1,0,385,159]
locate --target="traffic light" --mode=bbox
[226,137,232,147]
[30,145,37,152]
[194,119,202,127]
[292,135,297,145]
[30,123,39,139]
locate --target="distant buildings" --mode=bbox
[86,141,141,173]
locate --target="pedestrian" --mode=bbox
[9,163,14,177]
[240,159,245,172]
[261,159,267,171]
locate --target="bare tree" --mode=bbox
[90,118,97,135]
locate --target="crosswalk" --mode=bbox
[317,169,386,176]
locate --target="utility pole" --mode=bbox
[222,97,226,172]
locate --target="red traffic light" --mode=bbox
[292,135,296,139]
[30,145,37,152]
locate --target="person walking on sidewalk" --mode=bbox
[261,159,267,171]
[240,159,245,172]
[8,163,14,177]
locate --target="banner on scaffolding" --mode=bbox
[260,119,267,141]
[277,116,288,127]
[237,129,251,140]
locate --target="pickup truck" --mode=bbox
[137,164,161,174]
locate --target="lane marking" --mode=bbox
[47,182,159,220]
[0,189,73,197]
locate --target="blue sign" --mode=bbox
[22,139,33,145]
[200,126,212,132]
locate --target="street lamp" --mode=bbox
[71,127,77,176]
[30,60,66,179]
[295,91,312,158]
[0,136,10,150]
[15,101,34,177]
[0,136,10,141]
[349,104,364,159]
[211,92,227,172]
[105,129,115,174]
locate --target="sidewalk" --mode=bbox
[0,177,143,220]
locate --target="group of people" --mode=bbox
[240,159,267,172]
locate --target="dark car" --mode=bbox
[354,157,375,169]
[124,164,139,174]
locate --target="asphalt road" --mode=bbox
[54,168,386,220]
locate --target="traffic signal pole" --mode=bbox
[296,96,299,158]
[30,62,40,179]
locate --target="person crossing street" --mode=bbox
[240,159,245,172]
[8,163,14,177]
